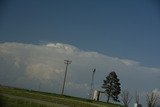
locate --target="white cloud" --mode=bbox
[120,59,140,66]
[0,42,160,98]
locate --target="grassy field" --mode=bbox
[0,85,123,107]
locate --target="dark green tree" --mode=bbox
[102,71,121,103]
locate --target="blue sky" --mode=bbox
[1,0,160,67]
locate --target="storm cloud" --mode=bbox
[0,42,160,98]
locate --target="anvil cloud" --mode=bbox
[0,42,160,98]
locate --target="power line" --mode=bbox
[61,60,72,95]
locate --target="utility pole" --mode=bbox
[61,60,72,95]
[89,68,96,99]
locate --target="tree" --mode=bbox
[120,90,132,107]
[146,90,160,107]
[135,91,140,104]
[102,71,121,103]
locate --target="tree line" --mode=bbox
[102,71,160,107]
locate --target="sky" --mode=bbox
[1,0,160,67]
[0,0,160,106]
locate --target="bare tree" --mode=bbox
[120,90,132,107]
[135,91,140,104]
[146,91,160,107]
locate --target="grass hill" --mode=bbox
[0,85,123,107]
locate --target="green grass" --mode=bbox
[0,85,123,107]
[0,95,52,107]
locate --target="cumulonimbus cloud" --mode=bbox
[0,42,160,98]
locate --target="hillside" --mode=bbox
[0,85,123,107]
